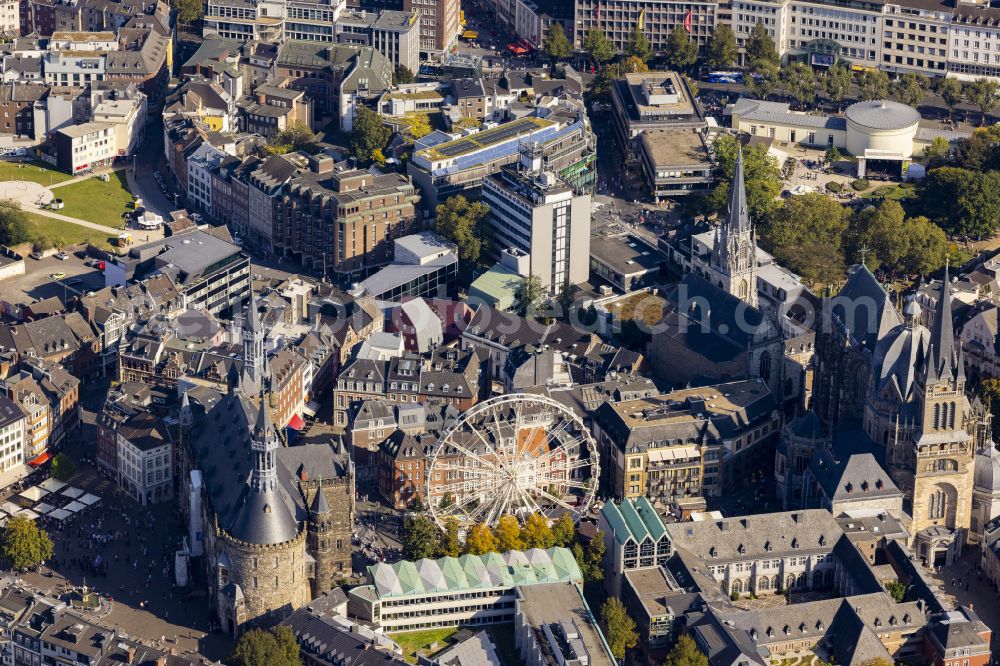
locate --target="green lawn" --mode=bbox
[24,212,115,250]
[388,628,459,664]
[863,183,917,201]
[51,171,134,228]
[0,160,72,186]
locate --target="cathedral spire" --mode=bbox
[711,142,758,307]
[929,260,958,382]
[726,144,750,234]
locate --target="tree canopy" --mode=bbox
[514,274,546,319]
[625,25,652,62]
[824,65,852,111]
[435,195,491,267]
[601,597,638,661]
[493,515,523,552]
[393,65,416,84]
[745,23,779,71]
[762,193,850,286]
[664,26,698,72]
[780,61,816,108]
[230,626,300,666]
[848,199,948,277]
[464,523,499,555]
[2,516,52,572]
[265,122,318,156]
[0,199,30,247]
[934,76,964,117]
[705,25,737,70]
[51,453,75,482]
[543,23,573,61]
[710,134,782,223]
[964,77,1000,124]
[918,166,1000,238]
[664,635,709,666]
[403,515,439,560]
[349,106,391,166]
[889,73,929,109]
[551,513,576,548]
[521,512,554,549]
[172,0,203,24]
[584,28,615,65]
[857,69,890,101]
[438,518,461,557]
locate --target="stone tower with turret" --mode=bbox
[709,146,758,308]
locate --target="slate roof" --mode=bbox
[661,274,776,364]
[189,391,306,545]
[809,450,900,503]
[117,411,170,451]
[665,509,843,562]
[830,264,900,349]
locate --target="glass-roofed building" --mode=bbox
[346,547,583,631]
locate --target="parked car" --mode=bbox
[54,252,68,260]
[49,272,65,279]
[29,251,42,260]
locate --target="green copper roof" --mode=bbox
[601,497,668,546]
[368,547,583,599]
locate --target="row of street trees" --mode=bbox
[402,512,606,581]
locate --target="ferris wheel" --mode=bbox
[425,394,599,530]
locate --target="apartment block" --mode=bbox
[273,156,420,277]
[403,0,459,55]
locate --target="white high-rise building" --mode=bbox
[481,142,592,295]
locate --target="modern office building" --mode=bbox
[481,142,591,295]
[638,128,714,201]
[611,71,706,178]
[53,121,115,174]
[347,548,584,632]
[573,0,718,53]
[105,229,251,317]
[332,10,420,74]
[408,109,595,210]
[360,232,458,302]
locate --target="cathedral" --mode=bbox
[651,147,784,396]
[801,262,1000,566]
[178,295,354,636]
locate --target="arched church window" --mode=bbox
[933,404,940,429]
[759,351,772,383]
[949,402,956,429]
[929,489,946,520]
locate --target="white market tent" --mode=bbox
[61,487,84,499]
[48,508,71,522]
[16,509,39,521]
[33,503,55,515]
[1,502,20,515]
[19,486,48,502]
[39,478,67,493]
[63,501,86,514]
[79,494,101,506]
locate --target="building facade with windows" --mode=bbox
[347,548,583,632]
[116,411,173,505]
[481,144,591,295]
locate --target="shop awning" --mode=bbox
[28,451,51,467]
[287,414,305,431]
